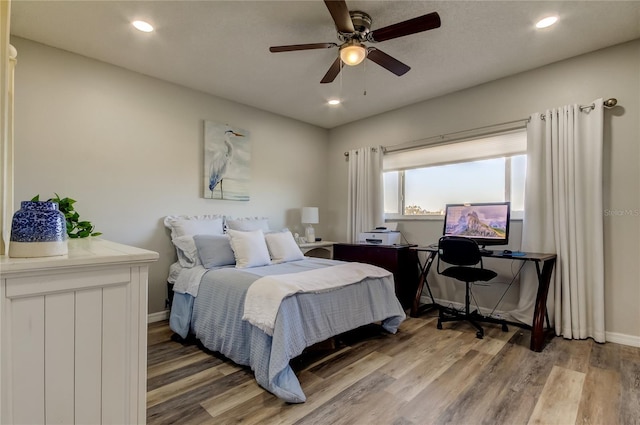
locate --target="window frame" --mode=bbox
[383,129,527,221]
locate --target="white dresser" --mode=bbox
[0,239,158,425]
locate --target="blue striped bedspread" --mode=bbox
[169,258,406,403]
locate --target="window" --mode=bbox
[383,129,527,218]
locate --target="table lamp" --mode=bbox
[301,207,319,243]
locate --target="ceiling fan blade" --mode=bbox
[324,0,355,33]
[367,48,410,76]
[270,43,337,53]
[368,12,441,42]
[320,57,342,84]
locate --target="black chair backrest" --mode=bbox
[438,236,482,267]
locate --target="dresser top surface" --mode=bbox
[1,238,159,274]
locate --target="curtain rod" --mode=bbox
[344,98,619,157]
[345,118,527,157]
[540,97,618,120]
[343,147,378,158]
[380,118,528,156]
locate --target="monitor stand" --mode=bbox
[479,246,493,255]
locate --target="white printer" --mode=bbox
[358,229,401,245]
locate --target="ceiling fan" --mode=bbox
[269,0,441,83]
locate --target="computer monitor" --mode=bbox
[442,202,511,248]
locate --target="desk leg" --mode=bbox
[411,252,437,317]
[530,258,557,352]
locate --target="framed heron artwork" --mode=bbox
[203,121,251,200]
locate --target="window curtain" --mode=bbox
[347,146,384,243]
[511,99,605,342]
[1,0,16,255]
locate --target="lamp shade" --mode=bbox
[340,42,366,66]
[301,207,319,224]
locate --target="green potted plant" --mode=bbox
[31,194,102,238]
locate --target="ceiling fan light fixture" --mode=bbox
[340,42,367,66]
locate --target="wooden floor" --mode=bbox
[147,315,640,425]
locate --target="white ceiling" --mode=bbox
[9,1,640,129]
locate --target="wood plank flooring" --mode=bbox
[147,314,640,425]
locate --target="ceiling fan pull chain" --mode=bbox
[339,60,344,95]
[363,58,367,96]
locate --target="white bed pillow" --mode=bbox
[194,234,236,268]
[265,230,305,264]
[171,235,201,268]
[164,215,224,239]
[227,229,271,268]
[226,217,270,232]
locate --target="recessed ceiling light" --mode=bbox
[132,20,154,33]
[328,99,341,106]
[536,16,558,29]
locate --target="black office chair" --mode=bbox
[436,236,508,339]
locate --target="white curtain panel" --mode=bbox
[513,99,605,342]
[347,146,384,243]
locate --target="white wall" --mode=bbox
[11,35,640,340]
[327,40,640,340]
[11,37,330,314]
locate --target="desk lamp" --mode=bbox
[301,207,319,243]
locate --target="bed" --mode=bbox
[164,215,406,403]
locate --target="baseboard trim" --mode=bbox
[148,310,170,323]
[421,297,640,348]
[605,331,640,348]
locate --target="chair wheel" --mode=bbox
[476,330,484,339]
[437,320,443,330]
[502,324,509,332]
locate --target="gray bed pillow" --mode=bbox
[194,234,236,268]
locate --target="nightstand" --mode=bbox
[299,241,335,259]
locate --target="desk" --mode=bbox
[333,243,419,310]
[410,246,557,352]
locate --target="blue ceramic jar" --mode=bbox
[8,201,68,257]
